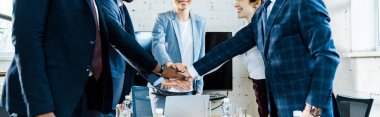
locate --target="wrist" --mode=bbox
[158,64,164,74]
[304,103,322,116]
[304,103,312,111]
[152,64,161,74]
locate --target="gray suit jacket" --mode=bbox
[151,10,206,93]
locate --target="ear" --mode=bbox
[253,1,261,9]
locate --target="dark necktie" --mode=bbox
[119,5,126,29]
[120,4,136,39]
[90,0,102,80]
[262,0,272,57]
[261,0,271,37]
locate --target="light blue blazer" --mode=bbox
[152,10,206,94]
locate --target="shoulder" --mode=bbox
[156,11,175,21]
[191,13,206,25]
[194,14,206,21]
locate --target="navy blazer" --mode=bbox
[101,0,138,109]
[1,0,159,116]
[192,0,339,116]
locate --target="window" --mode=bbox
[0,0,13,60]
[378,0,380,51]
[351,0,379,52]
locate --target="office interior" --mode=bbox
[0,0,380,116]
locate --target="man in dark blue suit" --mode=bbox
[1,0,190,116]
[84,0,137,116]
[177,0,340,116]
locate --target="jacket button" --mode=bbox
[86,66,91,71]
[90,41,95,45]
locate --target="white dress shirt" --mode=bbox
[237,47,265,80]
[267,0,276,17]
[188,0,277,79]
[178,20,194,67]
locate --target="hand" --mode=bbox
[168,63,187,72]
[36,112,55,117]
[178,71,191,78]
[161,67,186,80]
[116,104,123,111]
[302,104,318,117]
[302,110,315,117]
[161,78,192,90]
[164,62,174,68]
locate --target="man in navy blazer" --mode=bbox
[1,0,189,116]
[83,0,138,116]
[177,0,340,116]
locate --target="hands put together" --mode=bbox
[160,62,193,90]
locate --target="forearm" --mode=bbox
[152,43,172,64]
[193,25,256,76]
[151,16,172,64]
[106,19,158,72]
[306,52,339,108]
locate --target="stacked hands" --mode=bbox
[160,62,193,91]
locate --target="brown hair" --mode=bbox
[249,0,262,5]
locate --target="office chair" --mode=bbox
[131,86,153,117]
[336,95,374,117]
[0,107,10,117]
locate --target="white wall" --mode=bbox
[325,0,380,116]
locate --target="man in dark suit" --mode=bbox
[1,0,189,116]
[176,0,340,116]
[83,0,137,116]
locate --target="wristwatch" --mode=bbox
[158,64,164,74]
[310,106,322,117]
[305,104,322,117]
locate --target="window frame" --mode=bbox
[0,13,13,60]
[346,0,380,57]
[377,0,380,51]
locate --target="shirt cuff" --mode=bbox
[153,77,165,86]
[188,65,200,80]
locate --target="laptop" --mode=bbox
[164,95,210,117]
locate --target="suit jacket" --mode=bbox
[151,10,206,93]
[101,0,138,110]
[1,0,159,116]
[192,0,339,116]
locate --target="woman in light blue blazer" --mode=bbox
[150,0,206,110]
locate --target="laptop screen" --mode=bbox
[164,95,210,117]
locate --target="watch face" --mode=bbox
[312,108,323,116]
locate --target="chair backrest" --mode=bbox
[336,95,374,117]
[135,31,153,55]
[0,107,10,117]
[131,86,153,117]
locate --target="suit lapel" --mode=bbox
[264,0,286,39]
[122,5,136,39]
[86,0,92,11]
[190,12,200,61]
[170,10,183,55]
